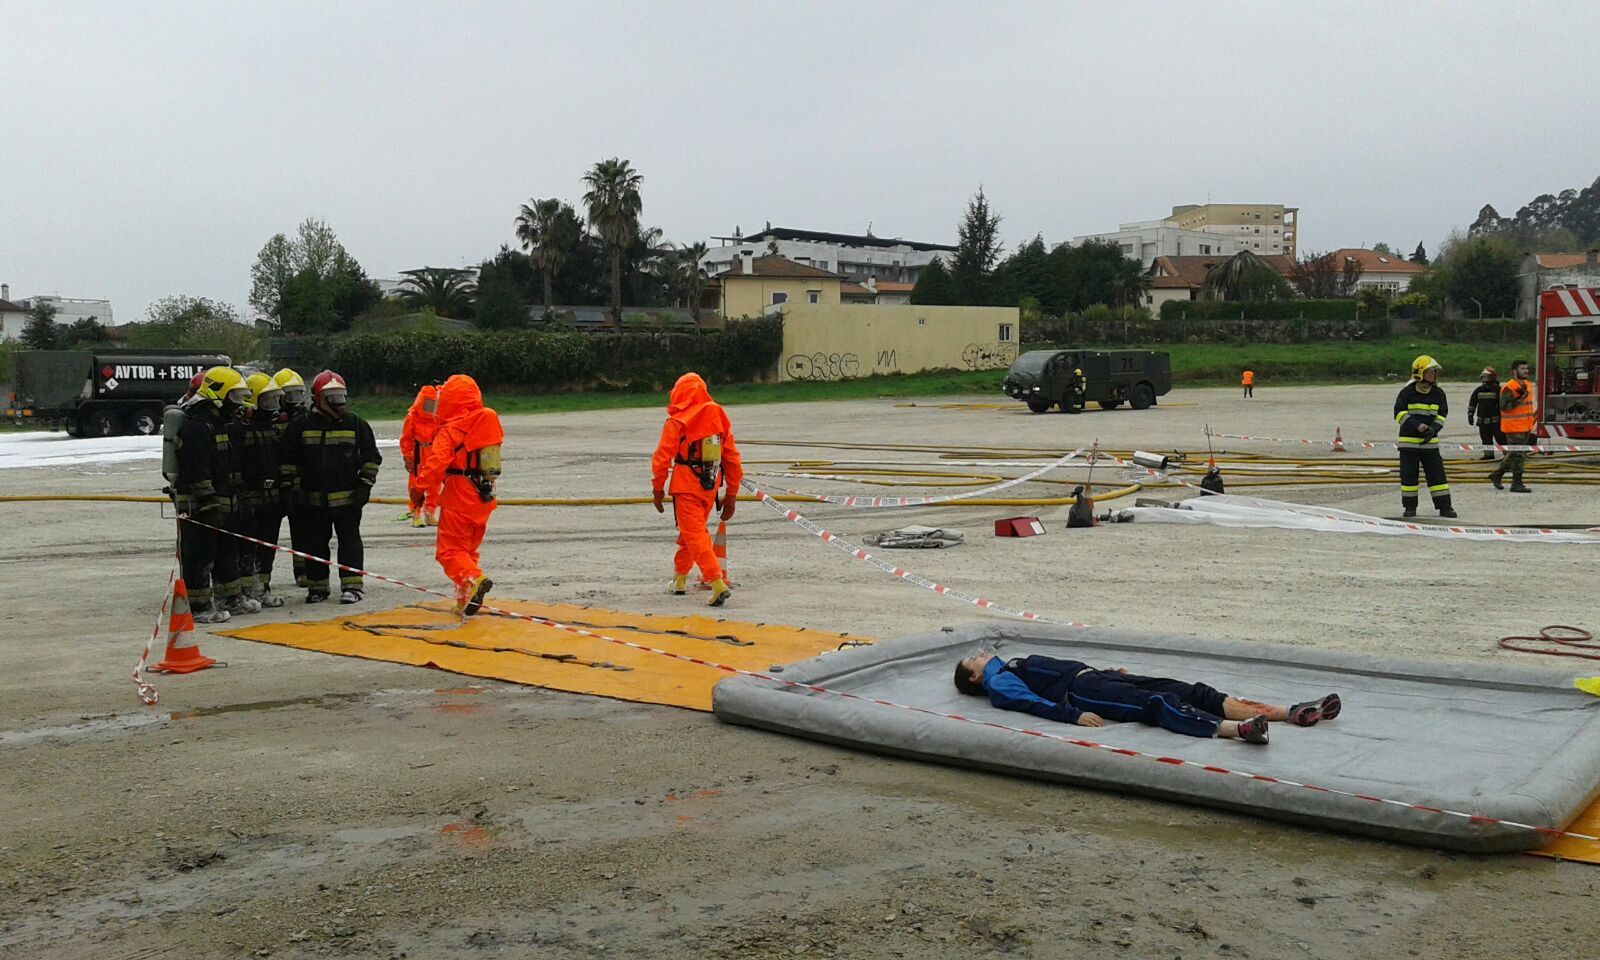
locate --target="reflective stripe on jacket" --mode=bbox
[1393,382,1448,446]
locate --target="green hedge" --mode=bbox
[272,318,783,394]
[1159,299,1361,321]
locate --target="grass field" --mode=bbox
[345,338,1521,419]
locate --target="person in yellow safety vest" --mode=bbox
[1393,355,1455,519]
[1489,359,1536,493]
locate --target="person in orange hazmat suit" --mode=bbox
[399,383,440,527]
[651,372,742,607]
[416,375,503,615]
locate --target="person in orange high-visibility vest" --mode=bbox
[1489,359,1537,493]
[652,372,742,607]
[417,375,503,615]
[399,383,440,527]
[1241,369,1255,399]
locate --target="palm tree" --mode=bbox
[1201,250,1265,302]
[514,198,581,311]
[397,267,477,318]
[680,241,709,325]
[582,157,644,325]
[1111,259,1151,309]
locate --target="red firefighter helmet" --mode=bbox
[311,370,346,401]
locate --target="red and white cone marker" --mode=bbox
[1332,426,1347,453]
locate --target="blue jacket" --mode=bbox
[981,655,1087,725]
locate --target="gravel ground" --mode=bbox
[3,383,1598,959]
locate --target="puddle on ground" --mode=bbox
[168,691,368,720]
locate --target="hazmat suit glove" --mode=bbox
[652,488,665,514]
[720,493,736,522]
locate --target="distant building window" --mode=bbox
[816,261,828,271]
[918,317,926,326]
[771,292,788,305]
[1200,244,1212,254]
[998,323,1013,342]
[807,290,820,304]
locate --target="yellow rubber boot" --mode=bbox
[707,579,732,607]
[671,574,688,596]
[463,575,494,616]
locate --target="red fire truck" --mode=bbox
[1538,287,1600,440]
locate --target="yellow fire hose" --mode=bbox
[0,485,1144,509]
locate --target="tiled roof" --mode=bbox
[0,299,28,313]
[874,281,915,292]
[1147,254,1296,289]
[840,282,873,296]
[1530,253,1600,270]
[713,255,844,280]
[1328,248,1426,274]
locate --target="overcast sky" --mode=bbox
[4,1,1597,322]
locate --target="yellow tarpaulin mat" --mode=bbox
[220,601,867,712]
[1531,797,1600,864]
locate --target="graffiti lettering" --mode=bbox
[962,342,1018,370]
[875,349,898,372]
[785,353,862,381]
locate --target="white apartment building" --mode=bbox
[1074,203,1299,268]
[701,227,954,286]
[0,284,114,341]
[1071,220,1245,269]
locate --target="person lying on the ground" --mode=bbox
[953,652,1341,745]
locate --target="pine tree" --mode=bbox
[950,187,1004,304]
[1409,242,1429,266]
[21,302,59,349]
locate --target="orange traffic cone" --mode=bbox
[1332,426,1347,453]
[152,578,219,674]
[697,520,733,589]
[713,520,730,584]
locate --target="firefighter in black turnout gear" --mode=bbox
[272,368,313,588]
[171,366,262,623]
[1466,367,1504,461]
[1393,355,1455,519]
[281,371,381,604]
[240,373,287,607]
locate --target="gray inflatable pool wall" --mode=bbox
[712,622,1600,852]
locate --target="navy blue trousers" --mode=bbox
[1066,670,1228,738]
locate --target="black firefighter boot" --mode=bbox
[1487,464,1505,490]
[1435,495,1457,519]
[1401,496,1419,519]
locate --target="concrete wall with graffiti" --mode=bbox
[777,303,1021,382]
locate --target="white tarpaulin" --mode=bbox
[1115,493,1600,544]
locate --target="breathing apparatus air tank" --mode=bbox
[160,402,188,484]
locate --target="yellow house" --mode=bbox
[714,255,842,318]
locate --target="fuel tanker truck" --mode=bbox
[5,348,231,437]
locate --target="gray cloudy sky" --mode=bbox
[4,0,1597,321]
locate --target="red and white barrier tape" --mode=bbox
[1208,430,1598,455]
[739,481,1081,626]
[132,557,177,705]
[167,514,1598,846]
[1108,452,1600,541]
[747,449,1082,507]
